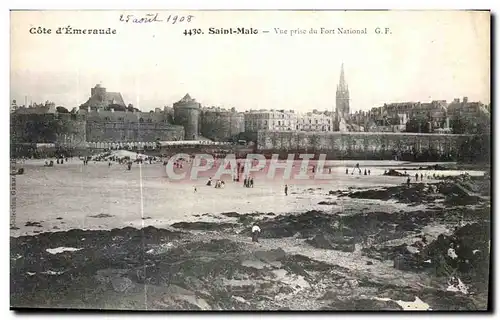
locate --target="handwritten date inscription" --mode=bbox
[119,13,194,24]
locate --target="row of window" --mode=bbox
[95,117,168,123]
[246,123,332,131]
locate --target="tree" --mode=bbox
[56,106,70,113]
[405,119,430,133]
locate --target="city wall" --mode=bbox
[11,113,87,147]
[200,111,245,141]
[86,122,184,142]
[256,131,473,161]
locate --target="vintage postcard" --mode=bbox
[10,10,491,311]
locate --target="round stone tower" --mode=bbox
[173,93,201,140]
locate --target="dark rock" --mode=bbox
[393,254,419,271]
[306,234,356,252]
[254,248,286,263]
[383,169,408,177]
[241,210,338,238]
[25,221,42,227]
[366,261,373,265]
[89,213,113,218]
[170,221,237,231]
[220,212,240,218]
[318,201,338,205]
[321,298,402,311]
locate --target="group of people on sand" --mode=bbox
[43,156,71,167]
[345,163,371,176]
[206,177,225,189]
[243,176,254,188]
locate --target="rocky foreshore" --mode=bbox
[10,175,490,310]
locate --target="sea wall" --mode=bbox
[256,131,473,161]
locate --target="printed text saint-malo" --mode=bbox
[208,27,258,35]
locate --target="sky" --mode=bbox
[10,10,490,112]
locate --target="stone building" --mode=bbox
[173,93,201,140]
[244,109,297,132]
[448,97,490,120]
[296,110,333,131]
[200,107,245,141]
[80,84,126,110]
[14,101,57,114]
[447,97,490,134]
[82,108,184,142]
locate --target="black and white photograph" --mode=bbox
[9,9,491,311]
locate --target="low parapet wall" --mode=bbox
[256,131,474,161]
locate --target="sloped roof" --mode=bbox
[105,92,126,106]
[81,91,126,108]
[178,93,196,103]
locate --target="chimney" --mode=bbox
[463,97,468,103]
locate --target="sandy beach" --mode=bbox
[10,159,490,310]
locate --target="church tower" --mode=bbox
[336,63,350,122]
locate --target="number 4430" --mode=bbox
[183,29,203,36]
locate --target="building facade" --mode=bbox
[296,110,334,131]
[244,109,297,132]
[80,84,127,110]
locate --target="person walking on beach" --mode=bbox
[252,224,261,242]
[368,169,371,176]
[407,177,411,187]
[285,184,288,196]
[250,177,254,188]
[415,173,419,182]
[346,168,349,175]
[420,173,424,181]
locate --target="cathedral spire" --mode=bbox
[338,63,347,92]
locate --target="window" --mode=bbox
[278,121,281,126]
[139,118,144,123]
[296,125,299,130]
